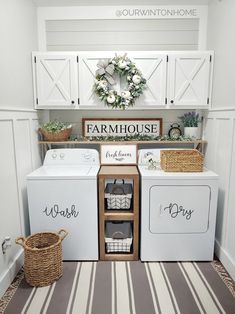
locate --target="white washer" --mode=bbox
[138,149,219,261]
[27,148,100,260]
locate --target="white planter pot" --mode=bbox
[184,127,199,139]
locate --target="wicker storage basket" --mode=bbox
[105,179,132,210]
[39,128,72,141]
[160,149,204,172]
[105,222,132,253]
[15,230,68,287]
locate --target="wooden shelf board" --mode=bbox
[99,165,138,176]
[101,253,138,261]
[104,212,134,220]
[38,140,207,145]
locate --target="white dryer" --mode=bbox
[138,149,219,261]
[27,148,100,260]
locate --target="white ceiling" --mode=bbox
[33,0,210,7]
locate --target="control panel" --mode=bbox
[44,149,100,165]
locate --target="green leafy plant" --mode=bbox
[40,120,72,133]
[178,112,201,127]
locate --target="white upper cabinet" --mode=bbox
[79,52,167,109]
[33,52,79,109]
[167,52,213,108]
[32,51,213,110]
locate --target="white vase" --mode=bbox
[184,127,199,139]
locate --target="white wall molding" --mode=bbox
[0,107,37,113]
[208,107,235,112]
[204,109,235,280]
[0,251,23,298]
[37,5,208,50]
[0,109,41,299]
[215,240,235,281]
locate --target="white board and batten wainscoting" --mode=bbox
[203,109,235,280]
[0,109,41,297]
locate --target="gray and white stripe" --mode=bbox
[3,261,235,314]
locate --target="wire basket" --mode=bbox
[105,179,132,210]
[39,128,72,141]
[105,222,132,253]
[15,230,68,287]
[160,149,204,172]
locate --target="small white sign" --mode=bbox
[101,145,137,165]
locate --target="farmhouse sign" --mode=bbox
[82,118,162,137]
[101,144,137,165]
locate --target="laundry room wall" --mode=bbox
[0,0,41,298]
[203,0,235,279]
[36,4,207,131]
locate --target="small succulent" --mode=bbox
[40,120,72,133]
[178,112,201,127]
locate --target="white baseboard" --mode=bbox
[215,239,235,281]
[0,250,23,299]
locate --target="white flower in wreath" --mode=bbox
[106,94,116,104]
[121,91,131,99]
[118,60,127,69]
[132,75,142,84]
[98,80,108,89]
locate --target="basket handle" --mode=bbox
[112,231,126,239]
[114,179,125,184]
[58,229,68,241]
[15,237,26,248]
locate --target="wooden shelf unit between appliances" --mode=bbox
[98,166,139,261]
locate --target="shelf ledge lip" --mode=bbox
[38,140,207,145]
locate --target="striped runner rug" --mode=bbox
[1,261,235,314]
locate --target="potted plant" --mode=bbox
[179,112,201,139]
[39,120,73,141]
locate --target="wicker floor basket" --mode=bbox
[160,149,204,172]
[39,128,72,141]
[16,230,68,287]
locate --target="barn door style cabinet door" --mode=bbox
[79,52,167,109]
[32,52,79,109]
[32,51,213,109]
[167,52,213,108]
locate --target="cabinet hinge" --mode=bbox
[34,56,36,63]
[77,56,79,63]
[207,97,210,105]
[167,55,169,62]
[210,55,212,62]
[36,98,38,105]
[165,98,167,105]
[78,98,80,105]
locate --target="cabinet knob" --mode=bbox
[71,100,75,104]
[170,100,174,104]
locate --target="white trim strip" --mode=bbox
[70,262,94,314]
[22,286,51,314]
[144,263,160,314]
[148,263,176,314]
[115,262,131,314]
[178,262,205,313]
[182,262,221,314]
[193,263,226,314]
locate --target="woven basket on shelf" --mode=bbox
[160,149,204,172]
[15,230,68,287]
[39,128,72,141]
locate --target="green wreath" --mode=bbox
[94,54,147,110]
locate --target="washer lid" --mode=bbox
[138,166,218,180]
[27,165,100,180]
